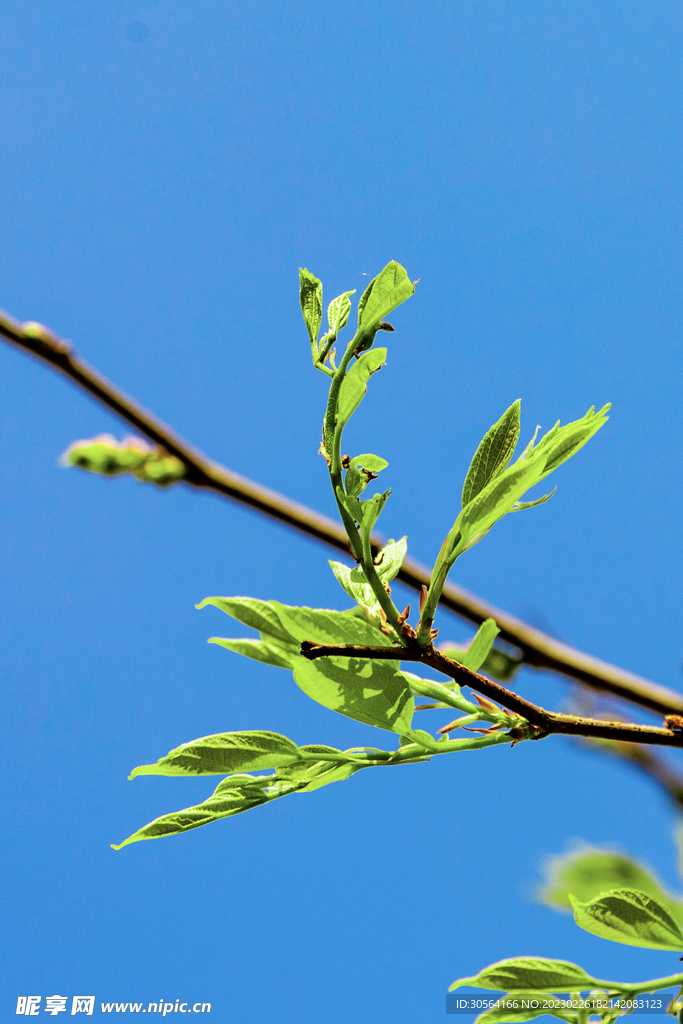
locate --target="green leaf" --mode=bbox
[472,991,579,1024]
[533,405,610,479]
[569,889,683,951]
[345,453,389,498]
[359,488,391,533]
[270,602,393,648]
[374,536,407,582]
[299,268,323,348]
[336,348,387,430]
[327,290,356,334]
[292,656,414,735]
[539,847,683,926]
[357,261,414,334]
[510,489,556,512]
[112,751,368,849]
[459,618,500,672]
[128,730,302,778]
[111,774,280,849]
[458,457,547,551]
[329,537,407,617]
[329,561,379,617]
[207,636,293,669]
[462,401,521,508]
[196,596,294,647]
[450,958,600,993]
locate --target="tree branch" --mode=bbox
[3,308,682,716]
[299,642,683,749]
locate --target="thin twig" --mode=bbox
[2,309,682,716]
[299,642,683,749]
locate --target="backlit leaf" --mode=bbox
[299,268,323,347]
[208,636,293,669]
[327,290,356,334]
[462,401,521,508]
[450,957,599,993]
[129,730,302,778]
[357,261,414,334]
[337,348,387,429]
[292,655,414,735]
[459,618,500,672]
[570,889,683,951]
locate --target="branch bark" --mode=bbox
[299,641,683,749]
[2,308,682,717]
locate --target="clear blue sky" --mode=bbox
[2,2,683,1020]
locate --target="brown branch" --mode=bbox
[299,642,683,749]
[3,309,683,716]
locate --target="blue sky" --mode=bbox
[2,2,683,1020]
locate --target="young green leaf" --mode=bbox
[111,774,280,849]
[569,889,683,951]
[356,260,414,338]
[472,991,579,1024]
[450,957,600,993]
[457,456,547,552]
[374,536,407,582]
[533,405,610,479]
[540,847,683,926]
[457,618,500,672]
[359,488,391,534]
[462,401,521,508]
[128,730,302,778]
[270,602,394,648]
[113,752,369,849]
[197,596,295,647]
[344,453,389,498]
[327,290,356,335]
[291,655,415,735]
[328,561,379,616]
[510,489,556,513]
[208,636,293,670]
[299,268,323,348]
[336,348,387,430]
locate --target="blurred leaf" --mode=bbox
[450,958,600,993]
[208,636,293,669]
[62,435,185,486]
[462,401,521,508]
[327,290,356,334]
[129,730,302,778]
[357,261,414,335]
[337,348,387,430]
[540,847,683,925]
[292,655,414,735]
[299,268,323,347]
[570,889,683,951]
